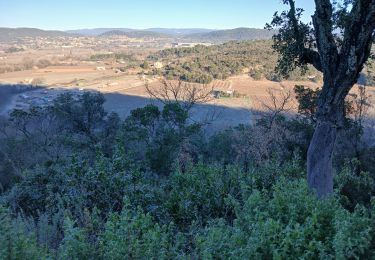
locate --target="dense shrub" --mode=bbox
[2,176,374,258]
[120,103,202,175]
[0,207,49,259]
[0,91,374,257]
[162,164,248,228]
[100,200,182,259]
[195,179,374,259]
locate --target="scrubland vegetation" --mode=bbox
[146,41,317,84]
[0,85,374,258]
[146,41,375,85]
[0,56,66,74]
[1,0,375,257]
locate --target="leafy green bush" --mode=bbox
[58,216,96,259]
[100,200,182,259]
[0,207,49,259]
[121,103,202,175]
[1,93,375,258]
[335,159,375,210]
[196,179,374,259]
[162,164,248,228]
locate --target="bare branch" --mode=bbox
[313,0,339,73]
[302,48,323,72]
[146,79,214,111]
[338,0,375,83]
[255,86,295,128]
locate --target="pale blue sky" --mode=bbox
[0,0,316,30]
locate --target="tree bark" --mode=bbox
[305,0,375,198]
[307,120,337,197]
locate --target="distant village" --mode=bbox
[0,35,211,55]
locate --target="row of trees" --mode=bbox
[0,57,62,74]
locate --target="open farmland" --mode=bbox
[2,69,374,132]
[1,37,374,130]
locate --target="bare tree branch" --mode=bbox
[313,0,339,74]
[146,79,214,111]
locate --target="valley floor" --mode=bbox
[1,67,374,131]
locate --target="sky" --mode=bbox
[0,0,316,30]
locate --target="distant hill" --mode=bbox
[94,27,276,42]
[0,27,276,43]
[66,28,134,36]
[68,28,215,36]
[99,30,170,38]
[145,28,216,35]
[0,27,73,42]
[183,27,276,43]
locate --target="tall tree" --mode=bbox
[267,0,375,197]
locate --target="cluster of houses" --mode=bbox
[171,42,212,48]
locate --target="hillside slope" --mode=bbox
[184,27,276,42]
[0,27,74,42]
[99,30,170,38]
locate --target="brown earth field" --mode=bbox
[1,67,375,132]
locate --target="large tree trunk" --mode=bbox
[306,77,347,198]
[273,0,375,198]
[307,120,337,197]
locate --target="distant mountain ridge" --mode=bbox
[0,27,275,43]
[144,28,216,35]
[0,27,72,42]
[99,30,170,38]
[97,27,275,42]
[68,28,216,36]
[66,28,134,36]
[184,28,276,42]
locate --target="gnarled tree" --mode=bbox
[267,0,375,197]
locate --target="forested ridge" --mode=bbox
[147,40,375,85]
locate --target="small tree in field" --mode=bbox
[145,79,214,112]
[267,0,375,197]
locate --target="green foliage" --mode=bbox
[89,53,136,62]
[249,68,262,80]
[265,1,313,77]
[1,164,375,258]
[100,200,181,259]
[149,40,321,83]
[121,103,201,174]
[163,164,248,228]
[1,92,375,258]
[335,159,375,210]
[5,47,25,53]
[196,179,374,259]
[0,207,49,259]
[52,91,106,140]
[148,39,374,85]
[294,84,320,122]
[5,153,146,218]
[140,60,150,70]
[58,216,95,259]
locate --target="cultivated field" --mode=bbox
[2,68,374,132]
[1,38,374,131]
